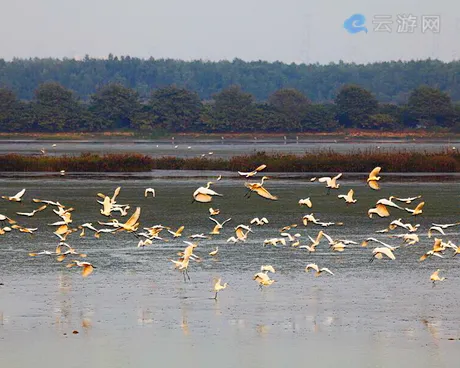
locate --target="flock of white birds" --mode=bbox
[0,164,459,299]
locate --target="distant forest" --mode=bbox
[2,57,460,102]
[0,57,459,133]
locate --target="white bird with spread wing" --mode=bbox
[209,217,232,235]
[305,263,334,276]
[193,182,223,203]
[244,176,278,200]
[238,164,267,178]
[318,173,342,194]
[338,189,357,204]
[250,217,269,226]
[144,188,155,197]
[2,188,26,202]
[367,167,381,190]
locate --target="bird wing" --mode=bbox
[14,188,26,199]
[368,180,380,190]
[124,207,141,228]
[194,193,212,203]
[379,247,395,260]
[250,217,259,224]
[253,187,278,200]
[16,211,33,216]
[221,218,232,226]
[176,226,185,235]
[82,264,94,277]
[368,166,381,179]
[375,204,390,217]
[238,171,254,177]
[209,217,220,225]
[320,267,334,275]
[318,177,331,184]
[414,202,425,212]
[255,164,267,172]
[322,231,333,244]
[333,173,343,180]
[305,263,319,272]
[111,186,121,203]
[36,205,47,212]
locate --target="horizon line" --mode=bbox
[1,55,458,67]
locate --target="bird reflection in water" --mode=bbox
[180,303,189,336]
[137,308,153,326]
[256,324,269,337]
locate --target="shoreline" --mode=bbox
[0,130,459,141]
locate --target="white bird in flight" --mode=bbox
[144,188,155,197]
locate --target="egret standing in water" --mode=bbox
[213,278,228,300]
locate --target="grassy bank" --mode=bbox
[1,150,459,173]
[0,129,459,141]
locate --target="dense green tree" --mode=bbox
[0,88,25,131]
[32,82,82,131]
[301,104,339,132]
[268,88,311,131]
[89,83,141,129]
[366,114,399,130]
[407,86,455,127]
[2,58,460,102]
[149,86,202,131]
[335,85,378,128]
[210,85,255,131]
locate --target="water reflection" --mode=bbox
[137,308,153,326]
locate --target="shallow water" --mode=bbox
[1,138,459,157]
[0,177,459,367]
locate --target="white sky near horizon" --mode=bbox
[1,0,459,64]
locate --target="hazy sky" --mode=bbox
[1,0,460,64]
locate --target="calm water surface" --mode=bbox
[0,175,459,367]
[1,138,459,157]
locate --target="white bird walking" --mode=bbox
[213,278,228,299]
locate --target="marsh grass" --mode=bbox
[0,149,459,172]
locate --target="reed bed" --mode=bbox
[0,149,459,173]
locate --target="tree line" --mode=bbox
[1,57,460,102]
[0,82,459,133]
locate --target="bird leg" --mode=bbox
[244,190,251,198]
[185,269,191,281]
[214,292,218,300]
[369,256,374,263]
[432,281,436,288]
[326,188,331,196]
[182,270,187,282]
[259,284,263,291]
